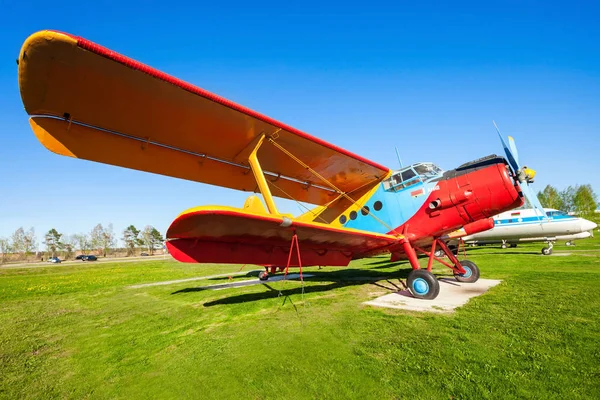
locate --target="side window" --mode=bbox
[401,169,419,188]
[384,168,422,191]
[383,173,403,191]
[401,169,416,181]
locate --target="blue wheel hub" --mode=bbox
[412,277,429,295]
[460,266,472,278]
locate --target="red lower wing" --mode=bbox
[166,209,399,266]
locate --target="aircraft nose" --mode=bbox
[580,219,598,232]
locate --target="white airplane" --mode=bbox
[450,208,597,255]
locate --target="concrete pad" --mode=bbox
[364,278,502,313]
[185,274,314,291]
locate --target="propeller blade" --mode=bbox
[493,121,519,173]
[520,180,548,221]
[507,136,520,167]
[494,121,547,222]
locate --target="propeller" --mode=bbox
[494,121,548,221]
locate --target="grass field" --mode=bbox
[1,236,600,399]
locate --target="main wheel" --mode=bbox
[407,269,440,300]
[258,271,269,281]
[454,260,480,283]
[434,249,444,258]
[510,243,517,248]
[541,247,552,255]
[565,241,573,247]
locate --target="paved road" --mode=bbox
[0,255,174,269]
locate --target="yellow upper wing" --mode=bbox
[19,30,390,206]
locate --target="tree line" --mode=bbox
[0,224,165,264]
[537,184,599,221]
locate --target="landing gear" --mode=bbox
[541,241,554,255]
[565,241,574,247]
[434,246,457,257]
[407,269,440,300]
[401,238,480,301]
[454,260,480,283]
[510,243,517,248]
[258,270,269,281]
[501,240,508,249]
[448,245,459,256]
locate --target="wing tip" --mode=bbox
[29,117,76,158]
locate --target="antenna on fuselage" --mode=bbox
[395,146,404,169]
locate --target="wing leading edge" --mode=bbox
[19,30,390,206]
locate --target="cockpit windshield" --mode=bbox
[383,162,443,192]
[413,163,443,179]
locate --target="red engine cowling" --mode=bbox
[398,159,523,241]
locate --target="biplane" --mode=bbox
[18,30,538,300]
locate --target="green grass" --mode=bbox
[1,236,600,399]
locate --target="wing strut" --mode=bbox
[267,137,402,236]
[247,133,280,215]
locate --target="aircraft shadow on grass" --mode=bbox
[205,270,262,282]
[171,268,413,307]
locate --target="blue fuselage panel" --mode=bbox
[342,180,436,234]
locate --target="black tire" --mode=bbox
[258,271,269,281]
[541,247,552,255]
[510,244,517,248]
[454,260,480,283]
[407,269,440,300]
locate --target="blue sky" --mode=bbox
[1,1,599,245]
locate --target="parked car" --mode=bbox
[47,257,61,263]
[140,253,149,256]
[75,255,85,260]
[82,255,97,261]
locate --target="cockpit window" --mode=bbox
[401,169,416,181]
[414,163,443,178]
[382,163,443,192]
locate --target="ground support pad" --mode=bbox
[364,278,502,313]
